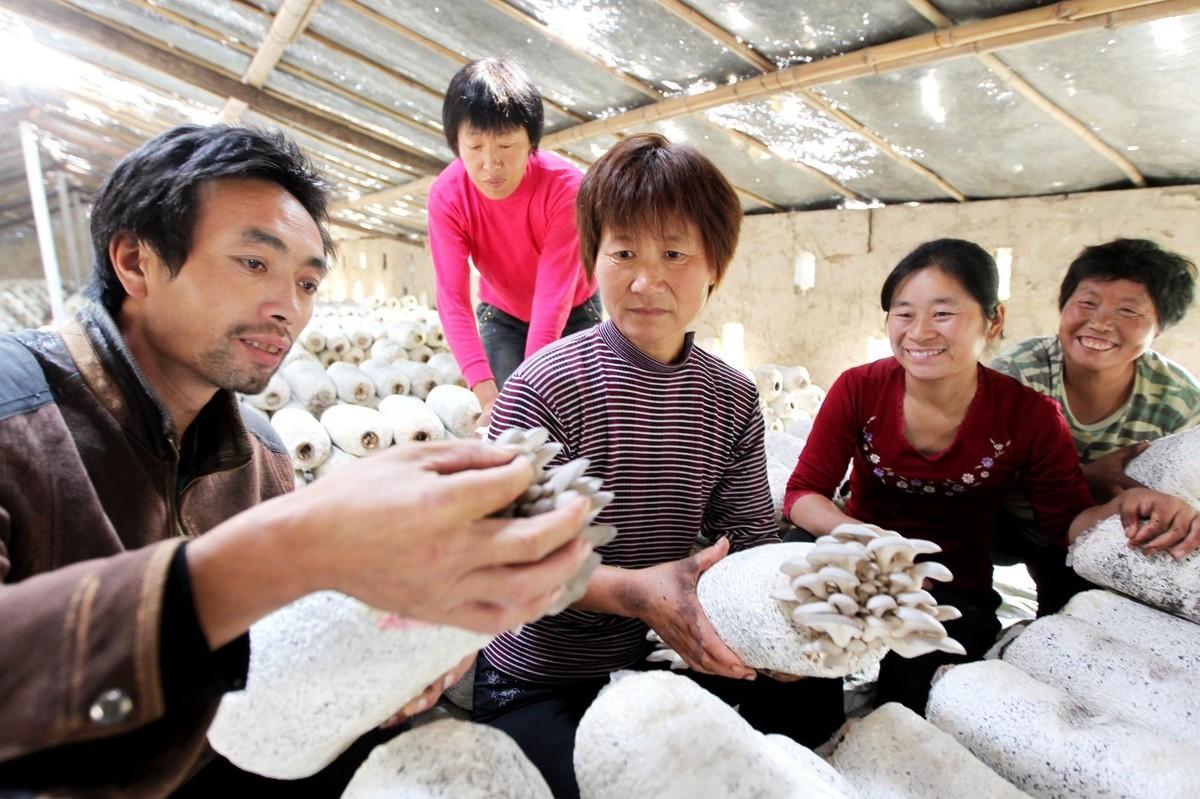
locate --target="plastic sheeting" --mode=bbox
[998,16,1200,181]
[685,0,931,66]
[0,0,1197,237]
[811,58,1128,199]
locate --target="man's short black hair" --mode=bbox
[86,124,334,314]
[1058,238,1196,330]
[441,58,544,155]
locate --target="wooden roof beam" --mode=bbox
[657,0,932,201]
[29,111,132,161]
[904,0,1146,187]
[332,0,788,210]
[333,0,588,125]
[540,0,1198,159]
[220,0,324,122]
[329,218,425,247]
[5,0,446,175]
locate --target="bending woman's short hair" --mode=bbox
[442,58,544,154]
[881,238,1001,320]
[575,133,742,285]
[1058,238,1196,330]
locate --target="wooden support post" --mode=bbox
[55,172,84,288]
[19,121,66,323]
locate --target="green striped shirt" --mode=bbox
[991,336,1200,464]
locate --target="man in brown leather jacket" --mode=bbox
[0,125,593,796]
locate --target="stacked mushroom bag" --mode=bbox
[239,296,482,486]
[1070,426,1200,621]
[752,363,825,435]
[0,278,58,331]
[341,719,551,799]
[649,524,964,678]
[926,659,1200,798]
[829,702,1030,798]
[1000,603,1200,746]
[574,670,854,799]
[763,429,809,526]
[207,428,617,779]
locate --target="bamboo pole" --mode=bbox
[332,0,1199,213]
[19,121,66,323]
[65,31,429,180]
[329,218,426,247]
[480,0,806,205]
[332,0,588,125]
[657,0,962,200]
[12,0,447,175]
[721,127,865,205]
[655,0,775,73]
[55,173,84,287]
[129,0,447,146]
[539,0,1197,149]
[30,113,131,160]
[905,0,1146,187]
[478,0,660,100]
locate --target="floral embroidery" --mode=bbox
[858,415,1011,496]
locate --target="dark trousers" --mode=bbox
[992,510,1095,616]
[477,294,603,388]
[472,653,845,799]
[874,587,1002,716]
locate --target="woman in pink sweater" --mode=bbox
[428,58,599,424]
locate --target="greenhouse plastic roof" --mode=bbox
[0,0,1196,247]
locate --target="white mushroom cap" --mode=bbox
[910,561,954,584]
[896,589,937,608]
[889,606,949,638]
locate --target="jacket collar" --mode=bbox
[67,302,255,473]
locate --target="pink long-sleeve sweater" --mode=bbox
[427,150,595,387]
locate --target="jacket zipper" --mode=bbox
[166,435,188,538]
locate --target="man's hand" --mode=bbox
[380,651,476,727]
[189,439,593,648]
[626,538,755,681]
[298,440,592,631]
[1117,487,1200,559]
[472,379,499,431]
[1081,442,1149,501]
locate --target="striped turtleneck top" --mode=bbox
[483,320,778,682]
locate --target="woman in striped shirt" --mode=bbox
[472,133,844,798]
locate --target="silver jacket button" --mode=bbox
[88,688,133,725]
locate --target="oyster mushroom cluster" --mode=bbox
[207,428,616,779]
[494,427,617,611]
[775,523,965,669]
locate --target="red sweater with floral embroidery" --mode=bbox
[784,358,1092,592]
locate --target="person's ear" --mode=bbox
[987,303,1007,341]
[108,231,154,299]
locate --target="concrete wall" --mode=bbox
[319,237,438,306]
[11,185,1189,389]
[695,185,1200,388]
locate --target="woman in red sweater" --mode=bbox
[785,238,1192,713]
